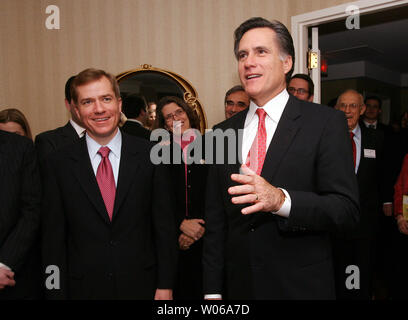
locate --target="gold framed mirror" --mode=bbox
[117,64,207,133]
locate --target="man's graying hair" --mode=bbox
[234,17,295,83]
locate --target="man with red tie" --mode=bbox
[203,17,360,300]
[334,89,384,299]
[41,68,177,299]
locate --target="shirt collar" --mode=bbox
[70,119,86,137]
[126,119,144,126]
[244,89,289,128]
[352,124,361,141]
[363,120,377,128]
[86,129,122,160]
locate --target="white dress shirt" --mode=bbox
[241,89,291,218]
[363,120,377,129]
[351,125,362,174]
[86,129,122,185]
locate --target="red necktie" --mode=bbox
[350,132,356,169]
[96,147,116,220]
[246,108,267,175]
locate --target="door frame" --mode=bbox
[291,0,408,102]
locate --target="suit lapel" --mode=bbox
[62,121,80,140]
[261,96,301,181]
[72,138,111,224]
[357,125,373,179]
[228,110,247,175]
[112,133,141,221]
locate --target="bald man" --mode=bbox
[333,89,384,300]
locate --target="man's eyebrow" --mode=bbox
[255,46,269,51]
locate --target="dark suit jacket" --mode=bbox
[352,125,383,239]
[166,135,208,299]
[0,131,42,299]
[121,120,151,140]
[41,131,178,299]
[203,96,360,299]
[35,121,80,166]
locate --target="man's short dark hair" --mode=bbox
[364,96,382,109]
[290,74,314,97]
[224,85,245,104]
[122,94,146,119]
[71,68,120,104]
[234,17,295,83]
[65,76,76,102]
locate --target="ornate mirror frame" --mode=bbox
[117,64,207,133]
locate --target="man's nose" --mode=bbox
[93,100,105,113]
[244,53,256,68]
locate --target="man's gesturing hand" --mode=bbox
[228,164,285,215]
[0,268,15,290]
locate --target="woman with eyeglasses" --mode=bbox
[154,96,207,300]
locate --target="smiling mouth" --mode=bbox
[246,74,261,80]
[94,117,110,122]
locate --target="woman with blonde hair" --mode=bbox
[0,108,32,140]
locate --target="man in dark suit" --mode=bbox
[121,94,151,140]
[41,68,177,299]
[35,75,86,165]
[0,131,42,299]
[203,17,360,300]
[334,89,384,299]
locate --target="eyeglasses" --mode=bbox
[225,100,248,108]
[164,109,185,122]
[337,103,362,110]
[287,87,309,95]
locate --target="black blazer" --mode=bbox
[166,135,208,299]
[0,131,42,299]
[41,131,178,299]
[35,121,80,166]
[353,125,384,238]
[203,96,360,299]
[121,120,151,140]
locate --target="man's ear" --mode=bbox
[360,104,367,116]
[64,99,71,112]
[308,94,314,103]
[282,55,293,75]
[118,98,122,114]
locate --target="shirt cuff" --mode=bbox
[204,294,222,299]
[272,188,291,218]
[0,263,12,271]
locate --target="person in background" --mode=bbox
[392,154,408,299]
[154,95,207,300]
[146,102,157,129]
[287,73,314,102]
[121,94,150,140]
[224,85,250,119]
[334,89,384,300]
[0,108,33,140]
[35,75,86,165]
[0,130,42,299]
